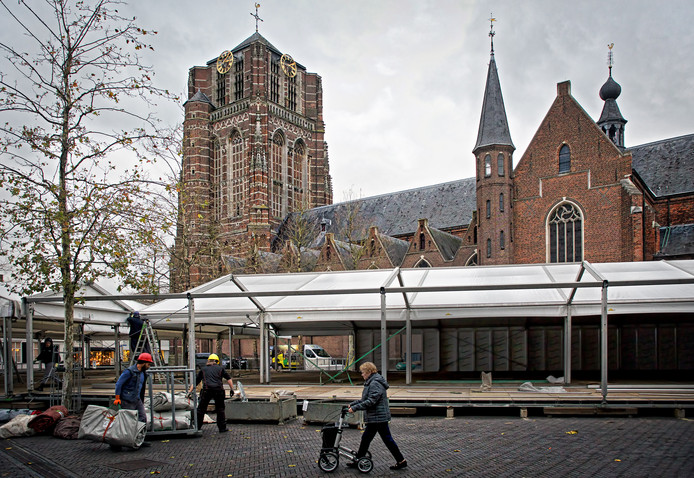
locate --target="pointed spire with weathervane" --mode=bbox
[473,14,514,155]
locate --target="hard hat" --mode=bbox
[208,353,220,362]
[137,352,153,363]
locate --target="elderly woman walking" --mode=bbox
[347,361,407,470]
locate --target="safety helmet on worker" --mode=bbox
[208,353,220,362]
[137,352,154,363]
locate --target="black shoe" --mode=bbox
[219,428,228,433]
[109,444,122,452]
[140,441,152,447]
[345,461,358,468]
[390,460,408,470]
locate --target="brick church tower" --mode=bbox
[174,23,332,290]
[473,21,515,265]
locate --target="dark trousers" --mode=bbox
[356,422,404,463]
[196,388,227,431]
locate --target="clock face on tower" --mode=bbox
[280,53,297,78]
[216,50,234,74]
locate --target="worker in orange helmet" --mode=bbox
[112,352,154,450]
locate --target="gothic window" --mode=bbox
[326,246,331,261]
[419,233,425,250]
[499,193,504,212]
[497,153,505,176]
[212,140,222,220]
[287,75,297,111]
[370,239,376,257]
[230,132,244,217]
[269,57,280,104]
[548,202,583,263]
[415,258,431,268]
[233,56,244,101]
[465,252,478,266]
[484,154,491,177]
[270,132,285,217]
[500,230,505,250]
[486,200,491,218]
[486,238,492,258]
[559,144,571,173]
[293,141,306,209]
[216,71,226,106]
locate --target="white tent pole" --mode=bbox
[187,294,196,371]
[380,287,387,381]
[600,282,609,402]
[25,300,34,391]
[406,309,412,385]
[564,309,572,385]
[259,313,266,384]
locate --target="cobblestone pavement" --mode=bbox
[1,415,693,478]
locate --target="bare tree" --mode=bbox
[335,188,370,269]
[0,0,176,407]
[278,208,321,272]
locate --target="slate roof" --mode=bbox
[231,32,281,56]
[657,224,694,258]
[473,55,514,154]
[630,133,694,198]
[428,225,463,261]
[183,89,212,106]
[305,178,476,241]
[377,232,410,266]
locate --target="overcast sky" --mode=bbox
[7,0,694,201]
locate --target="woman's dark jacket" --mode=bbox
[37,343,60,364]
[349,372,391,423]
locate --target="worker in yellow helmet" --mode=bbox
[189,353,234,433]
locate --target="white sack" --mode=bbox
[0,414,36,439]
[146,410,192,431]
[78,405,146,448]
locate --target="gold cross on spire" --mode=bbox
[489,13,496,55]
[250,3,263,33]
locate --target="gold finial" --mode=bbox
[251,3,263,33]
[489,13,496,55]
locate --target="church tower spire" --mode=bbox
[597,43,627,148]
[473,15,515,266]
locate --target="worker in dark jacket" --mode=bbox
[189,353,234,433]
[34,337,61,391]
[112,352,154,451]
[126,311,150,355]
[348,361,407,470]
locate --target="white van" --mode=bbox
[303,344,342,370]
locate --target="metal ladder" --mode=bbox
[129,320,164,368]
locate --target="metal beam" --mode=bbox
[380,287,387,381]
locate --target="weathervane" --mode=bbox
[489,13,496,55]
[250,3,263,33]
[607,43,615,73]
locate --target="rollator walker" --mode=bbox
[318,406,373,473]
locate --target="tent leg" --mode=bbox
[564,311,572,385]
[600,283,608,403]
[406,309,412,385]
[380,287,387,381]
[26,301,34,391]
[187,294,196,371]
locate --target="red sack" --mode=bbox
[53,415,81,439]
[28,405,68,433]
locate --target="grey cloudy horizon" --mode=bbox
[5,0,694,202]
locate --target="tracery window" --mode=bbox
[486,200,491,218]
[415,258,431,268]
[270,132,285,217]
[500,230,505,250]
[230,132,244,217]
[212,139,222,220]
[216,71,226,106]
[559,144,571,173]
[269,58,280,104]
[548,202,583,263]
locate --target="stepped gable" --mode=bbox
[630,133,694,198]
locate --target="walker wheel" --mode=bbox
[318,451,339,472]
[357,457,373,473]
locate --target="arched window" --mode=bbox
[415,258,431,268]
[497,153,505,176]
[419,233,425,250]
[484,154,491,177]
[500,230,505,250]
[486,200,491,218]
[559,144,571,173]
[499,193,504,212]
[486,238,492,258]
[212,139,222,221]
[548,202,583,263]
[230,131,244,217]
[465,252,478,266]
[270,131,285,217]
